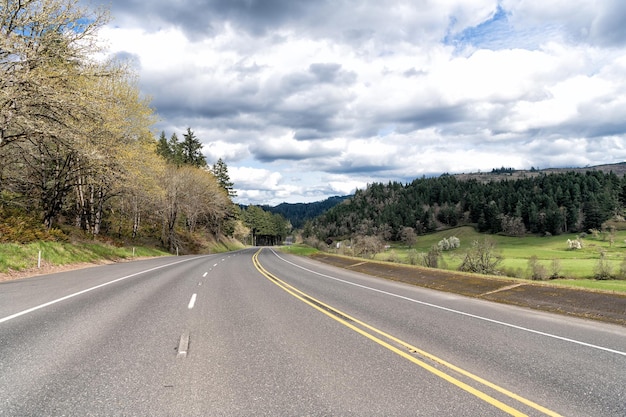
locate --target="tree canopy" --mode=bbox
[241,205,290,246]
[310,171,625,241]
[156,128,207,168]
[0,0,237,253]
[211,158,236,198]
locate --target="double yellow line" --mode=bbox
[253,249,562,417]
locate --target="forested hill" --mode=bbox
[262,196,350,229]
[310,168,626,242]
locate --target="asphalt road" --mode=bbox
[1,248,624,416]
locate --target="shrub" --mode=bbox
[619,256,626,280]
[418,245,442,268]
[400,227,417,248]
[459,238,502,275]
[567,238,583,250]
[353,235,384,259]
[385,250,400,263]
[594,250,614,280]
[501,267,524,278]
[550,259,562,279]
[0,208,67,243]
[437,236,460,251]
[407,249,419,265]
[527,255,548,280]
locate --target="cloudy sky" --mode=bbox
[98,0,626,205]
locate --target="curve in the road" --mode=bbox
[252,248,562,417]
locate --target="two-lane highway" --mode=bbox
[1,248,625,416]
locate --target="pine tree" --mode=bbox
[212,158,236,198]
[156,131,172,161]
[168,133,183,166]
[181,128,207,168]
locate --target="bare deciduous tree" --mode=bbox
[353,235,384,259]
[459,238,503,275]
[400,226,417,247]
[1,0,109,148]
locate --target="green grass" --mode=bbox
[278,244,320,256]
[550,279,626,292]
[372,226,626,291]
[0,241,169,273]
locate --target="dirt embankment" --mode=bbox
[311,253,626,326]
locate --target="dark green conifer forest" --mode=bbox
[309,170,625,241]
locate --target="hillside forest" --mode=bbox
[307,170,626,242]
[0,0,290,252]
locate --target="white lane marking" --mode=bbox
[213,263,218,267]
[188,293,197,309]
[203,272,208,277]
[0,257,208,325]
[271,250,626,357]
[177,331,190,359]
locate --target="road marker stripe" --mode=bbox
[253,249,562,417]
[188,293,197,309]
[177,331,190,358]
[0,257,207,325]
[271,250,626,357]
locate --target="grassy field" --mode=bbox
[369,226,626,291]
[284,237,626,294]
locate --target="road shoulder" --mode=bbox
[311,253,626,326]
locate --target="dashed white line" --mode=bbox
[177,331,190,359]
[188,293,197,309]
[203,272,208,277]
[0,256,207,325]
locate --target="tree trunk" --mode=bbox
[132,197,140,239]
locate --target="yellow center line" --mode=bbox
[253,249,562,417]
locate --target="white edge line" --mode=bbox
[0,256,207,325]
[270,250,626,357]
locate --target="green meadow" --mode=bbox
[374,226,626,292]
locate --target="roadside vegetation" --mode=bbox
[301,226,626,292]
[280,243,320,257]
[298,167,626,290]
[0,0,290,268]
[0,241,168,274]
[0,235,247,275]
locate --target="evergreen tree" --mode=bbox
[242,205,289,245]
[168,133,183,166]
[310,169,626,242]
[181,128,207,168]
[156,131,172,161]
[212,158,236,198]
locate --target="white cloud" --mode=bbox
[101,0,626,205]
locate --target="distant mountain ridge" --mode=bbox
[262,195,351,229]
[454,162,626,183]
